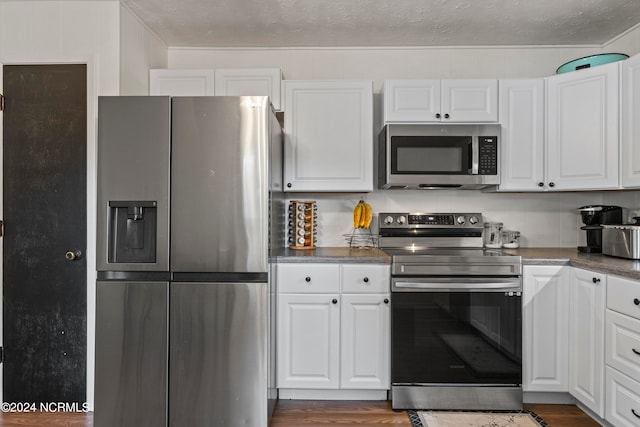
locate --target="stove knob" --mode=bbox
[469,216,479,225]
[383,216,394,225]
[456,215,466,225]
[397,216,406,224]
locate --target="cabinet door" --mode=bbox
[441,79,498,122]
[383,79,441,122]
[546,63,619,190]
[605,366,640,427]
[277,293,340,389]
[522,265,569,392]
[621,54,640,188]
[340,294,390,389]
[284,81,373,192]
[214,68,282,111]
[569,268,606,417]
[149,69,215,96]
[498,80,545,191]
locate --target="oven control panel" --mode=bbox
[380,212,483,228]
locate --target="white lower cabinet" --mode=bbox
[276,262,390,398]
[522,265,570,392]
[605,274,640,426]
[340,294,390,389]
[569,268,607,418]
[277,293,340,389]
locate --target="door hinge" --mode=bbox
[0,93,4,112]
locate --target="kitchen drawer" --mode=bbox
[607,309,640,381]
[277,263,340,293]
[605,366,640,427]
[341,264,390,293]
[607,275,640,320]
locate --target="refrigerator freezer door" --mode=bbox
[171,96,270,273]
[169,281,268,426]
[94,280,168,427]
[97,96,171,272]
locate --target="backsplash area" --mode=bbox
[286,190,640,248]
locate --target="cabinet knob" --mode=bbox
[538,182,544,187]
[332,298,338,304]
[65,250,82,261]
[305,276,311,283]
[384,298,389,304]
[549,182,555,188]
[287,183,292,188]
[363,277,369,283]
[634,298,640,306]
[444,113,450,119]
[592,277,601,284]
[435,113,441,119]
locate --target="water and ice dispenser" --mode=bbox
[108,201,157,263]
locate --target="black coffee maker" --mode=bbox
[578,205,623,253]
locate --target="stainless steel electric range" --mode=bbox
[379,212,523,411]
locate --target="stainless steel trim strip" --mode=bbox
[391,385,523,410]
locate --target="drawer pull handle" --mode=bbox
[633,348,640,356]
[384,298,389,304]
[635,298,640,306]
[592,277,600,284]
[305,276,311,283]
[363,277,369,283]
[632,409,640,419]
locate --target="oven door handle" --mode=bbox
[393,278,521,292]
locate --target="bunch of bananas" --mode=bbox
[353,199,373,229]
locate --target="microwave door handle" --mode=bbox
[470,138,479,174]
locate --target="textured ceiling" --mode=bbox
[122,0,640,48]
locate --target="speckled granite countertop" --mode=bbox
[503,247,640,281]
[273,247,391,264]
[275,246,640,280]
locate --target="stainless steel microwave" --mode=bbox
[378,124,501,189]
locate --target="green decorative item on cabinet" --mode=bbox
[556,53,628,74]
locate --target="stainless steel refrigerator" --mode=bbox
[95,96,283,427]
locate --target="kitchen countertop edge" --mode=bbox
[273,247,391,264]
[274,246,640,280]
[505,247,640,281]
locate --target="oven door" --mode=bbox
[391,277,522,388]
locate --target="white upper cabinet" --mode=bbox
[498,79,546,191]
[214,68,282,111]
[149,68,282,110]
[283,80,373,192]
[149,69,216,96]
[384,79,498,123]
[621,53,640,188]
[545,63,620,191]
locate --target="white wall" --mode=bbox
[168,26,640,248]
[119,3,168,95]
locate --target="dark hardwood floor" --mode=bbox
[0,401,600,426]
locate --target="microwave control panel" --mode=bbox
[478,136,498,175]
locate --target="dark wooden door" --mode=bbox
[2,64,87,404]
